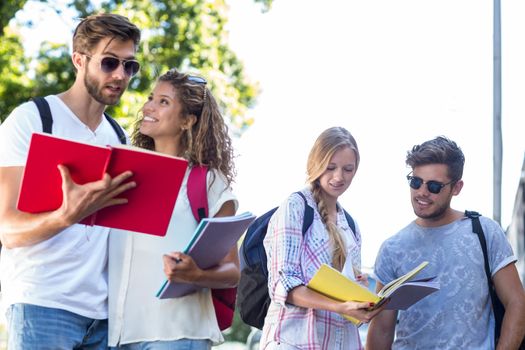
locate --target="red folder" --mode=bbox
[17,132,188,236]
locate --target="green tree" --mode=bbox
[33,42,76,96]
[1,0,260,136]
[0,27,33,119]
[0,0,28,36]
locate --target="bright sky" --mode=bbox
[226,0,525,266]
[14,0,525,267]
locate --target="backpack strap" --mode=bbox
[104,113,127,145]
[187,165,209,222]
[295,192,356,240]
[343,209,358,242]
[295,192,313,235]
[187,164,236,331]
[32,97,126,145]
[32,97,53,133]
[465,210,504,342]
[465,211,492,282]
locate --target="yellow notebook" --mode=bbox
[307,261,438,326]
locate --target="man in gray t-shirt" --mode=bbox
[366,136,525,350]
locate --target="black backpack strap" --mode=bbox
[31,97,53,133]
[31,97,126,145]
[343,209,357,241]
[344,211,356,233]
[295,192,314,236]
[466,211,493,286]
[104,113,127,145]
[465,210,504,342]
[294,192,356,241]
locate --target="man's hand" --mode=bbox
[56,164,136,226]
[0,164,136,248]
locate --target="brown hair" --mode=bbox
[406,136,465,182]
[306,127,360,270]
[132,68,236,187]
[72,13,141,54]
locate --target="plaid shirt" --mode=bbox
[260,189,362,350]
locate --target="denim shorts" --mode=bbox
[6,303,108,350]
[111,339,211,350]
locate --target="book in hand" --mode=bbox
[156,212,256,299]
[307,261,439,325]
[17,132,188,236]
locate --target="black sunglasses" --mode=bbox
[406,173,454,194]
[84,54,140,77]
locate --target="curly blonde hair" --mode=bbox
[306,127,360,271]
[131,69,235,187]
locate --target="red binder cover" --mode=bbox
[17,132,188,236]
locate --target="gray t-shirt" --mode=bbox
[374,215,516,349]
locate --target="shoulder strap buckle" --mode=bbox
[465,210,481,219]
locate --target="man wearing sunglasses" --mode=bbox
[366,136,525,349]
[0,13,141,349]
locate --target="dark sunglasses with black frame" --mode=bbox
[406,173,455,194]
[83,54,140,77]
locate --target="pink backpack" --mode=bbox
[187,165,237,331]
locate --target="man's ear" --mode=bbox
[71,52,85,72]
[452,179,464,196]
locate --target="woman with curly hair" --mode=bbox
[108,69,239,350]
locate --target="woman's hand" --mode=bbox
[337,300,386,324]
[287,285,388,325]
[162,252,203,283]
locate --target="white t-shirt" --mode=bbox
[108,169,238,346]
[0,95,126,319]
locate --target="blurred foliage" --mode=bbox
[0,27,34,119]
[0,0,261,136]
[223,309,252,343]
[253,0,273,12]
[0,0,28,35]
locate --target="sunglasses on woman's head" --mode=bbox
[406,173,454,194]
[187,75,208,112]
[83,54,140,77]
[187,75,207,85]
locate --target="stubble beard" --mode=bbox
[413,198,449,221]
[84,69,124,106]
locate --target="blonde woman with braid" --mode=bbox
[108,69,239,349]
[260,127,384,350]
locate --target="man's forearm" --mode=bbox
[0,209,69,248]
[497,297,525,350]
